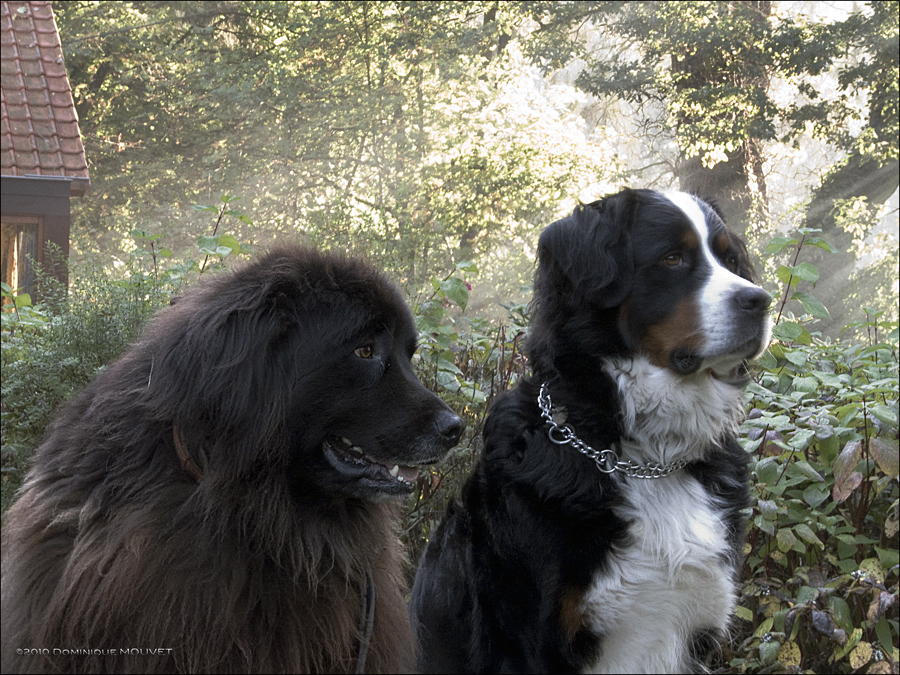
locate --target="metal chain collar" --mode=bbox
[537,382,689,479]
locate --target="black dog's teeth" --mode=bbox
[328,437,413,483]
[341,437,365,455]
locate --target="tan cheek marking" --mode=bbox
[640,298,703,368]
[559,586,585,641]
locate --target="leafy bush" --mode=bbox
[1,197,251,512]
[734,311,898,672]
[723,230,899,673]
[1,264,168,511]
[405,259,529,566]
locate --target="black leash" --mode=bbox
[355,571,375,674]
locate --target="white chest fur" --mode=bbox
[579,357,742,673]
[580,474,735,673]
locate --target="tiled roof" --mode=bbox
[1,1,90,195]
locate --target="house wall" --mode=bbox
[1,176,72,292]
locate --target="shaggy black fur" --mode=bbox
[2,246,462,674]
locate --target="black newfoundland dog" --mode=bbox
[411,189,771,673]
[2,246,463,674]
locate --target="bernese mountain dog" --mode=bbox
[410,188,772,673]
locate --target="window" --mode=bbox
[1,219,42,297]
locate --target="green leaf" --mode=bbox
[435,356,462,376]
[755,616,774,637]
[759,639,780,666]
[833,440,862,484]
[803,235,837,252]
[793,460,824,481]
[776,527,796,552]
[793,523,824,548]
[758,498,778,519]
[757,348,778,369]
[874,617,893,653]
[869,438,899,476]
[802,483,828,508]
[772,321,811,345]
[791,291,831,319]
[797,585,819,605]
[14,293,32,309]
[874,545,899,570]
[754,514,776,536]
[784,349,808,366]
[455,260,478,273]
[787,262,820,285]
[828,596,853,632]
[766,236,799,254]
[438,278,469,311]
[869,404,898,430]
[777,264,799,288]
[735,605,753,622]
[755,458,780,485]
[218,234,241,255]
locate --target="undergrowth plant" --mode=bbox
[1,197,252,512]
[730,229,899,673]
[405,259,529,565]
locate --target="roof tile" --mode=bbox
[0,1,90,183]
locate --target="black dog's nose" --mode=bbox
[437,410,465,447]
[735,287,772,314]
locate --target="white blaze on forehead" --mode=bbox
[662,191,764,357]
[663,190,711,241]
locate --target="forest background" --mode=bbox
[1,1,898,672]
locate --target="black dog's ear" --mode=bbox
[535,190,637,310]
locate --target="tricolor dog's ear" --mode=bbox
[728,231,757,282]
[535,190,637,310]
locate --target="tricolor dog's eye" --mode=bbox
[663,253,683,267]
[354,345,374,359]
[725,255,739,273]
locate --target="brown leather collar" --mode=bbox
[172,425,203,481]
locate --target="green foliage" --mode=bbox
[1,257,167,511]
[521,0,898,181]
[406,259,529,564]
[720,236,897,672]
[1,201,251,513]
[735,310,898,673]
[55,1,582,295]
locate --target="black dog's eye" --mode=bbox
[663,253,683,267]
[354,345,374,359]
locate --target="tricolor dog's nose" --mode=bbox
[734,287,771,314]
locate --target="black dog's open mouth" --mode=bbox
[322,436,420,493]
